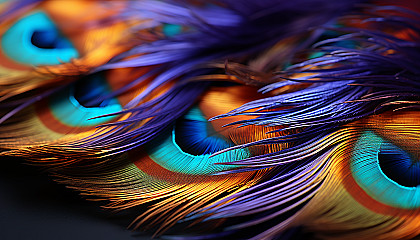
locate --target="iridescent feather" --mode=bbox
[1,0,420,240]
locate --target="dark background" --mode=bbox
[0,158,150,240]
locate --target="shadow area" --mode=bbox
[0,157,151,240]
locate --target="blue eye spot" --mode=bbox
[49,74,122,127]
[1,11,79,65]
[174,107,233,155]
[31,29,73,49]
[379,143,420,187]
[351,131,420,209]
[147,107,250,175]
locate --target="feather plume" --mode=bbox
[2,1,420,240]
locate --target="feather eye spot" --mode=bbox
[1,11,78,65]
[162,23,182,37]
[49,74,122,127]
[351,131,420,209]
[146,106,250,175]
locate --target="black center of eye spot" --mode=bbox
[174,110,233,156]
[378,143,420,187]
[31,29,72,49]
[73,75,113,108]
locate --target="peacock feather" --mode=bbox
[1,0,420,239]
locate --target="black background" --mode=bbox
[0,158,150,240]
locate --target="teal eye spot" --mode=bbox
[1,11,79,65]
[308,52,324,59]
[351,131,420,209]
[49,74,122,127]
[162,23,182,37]
[147,107,250,175]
